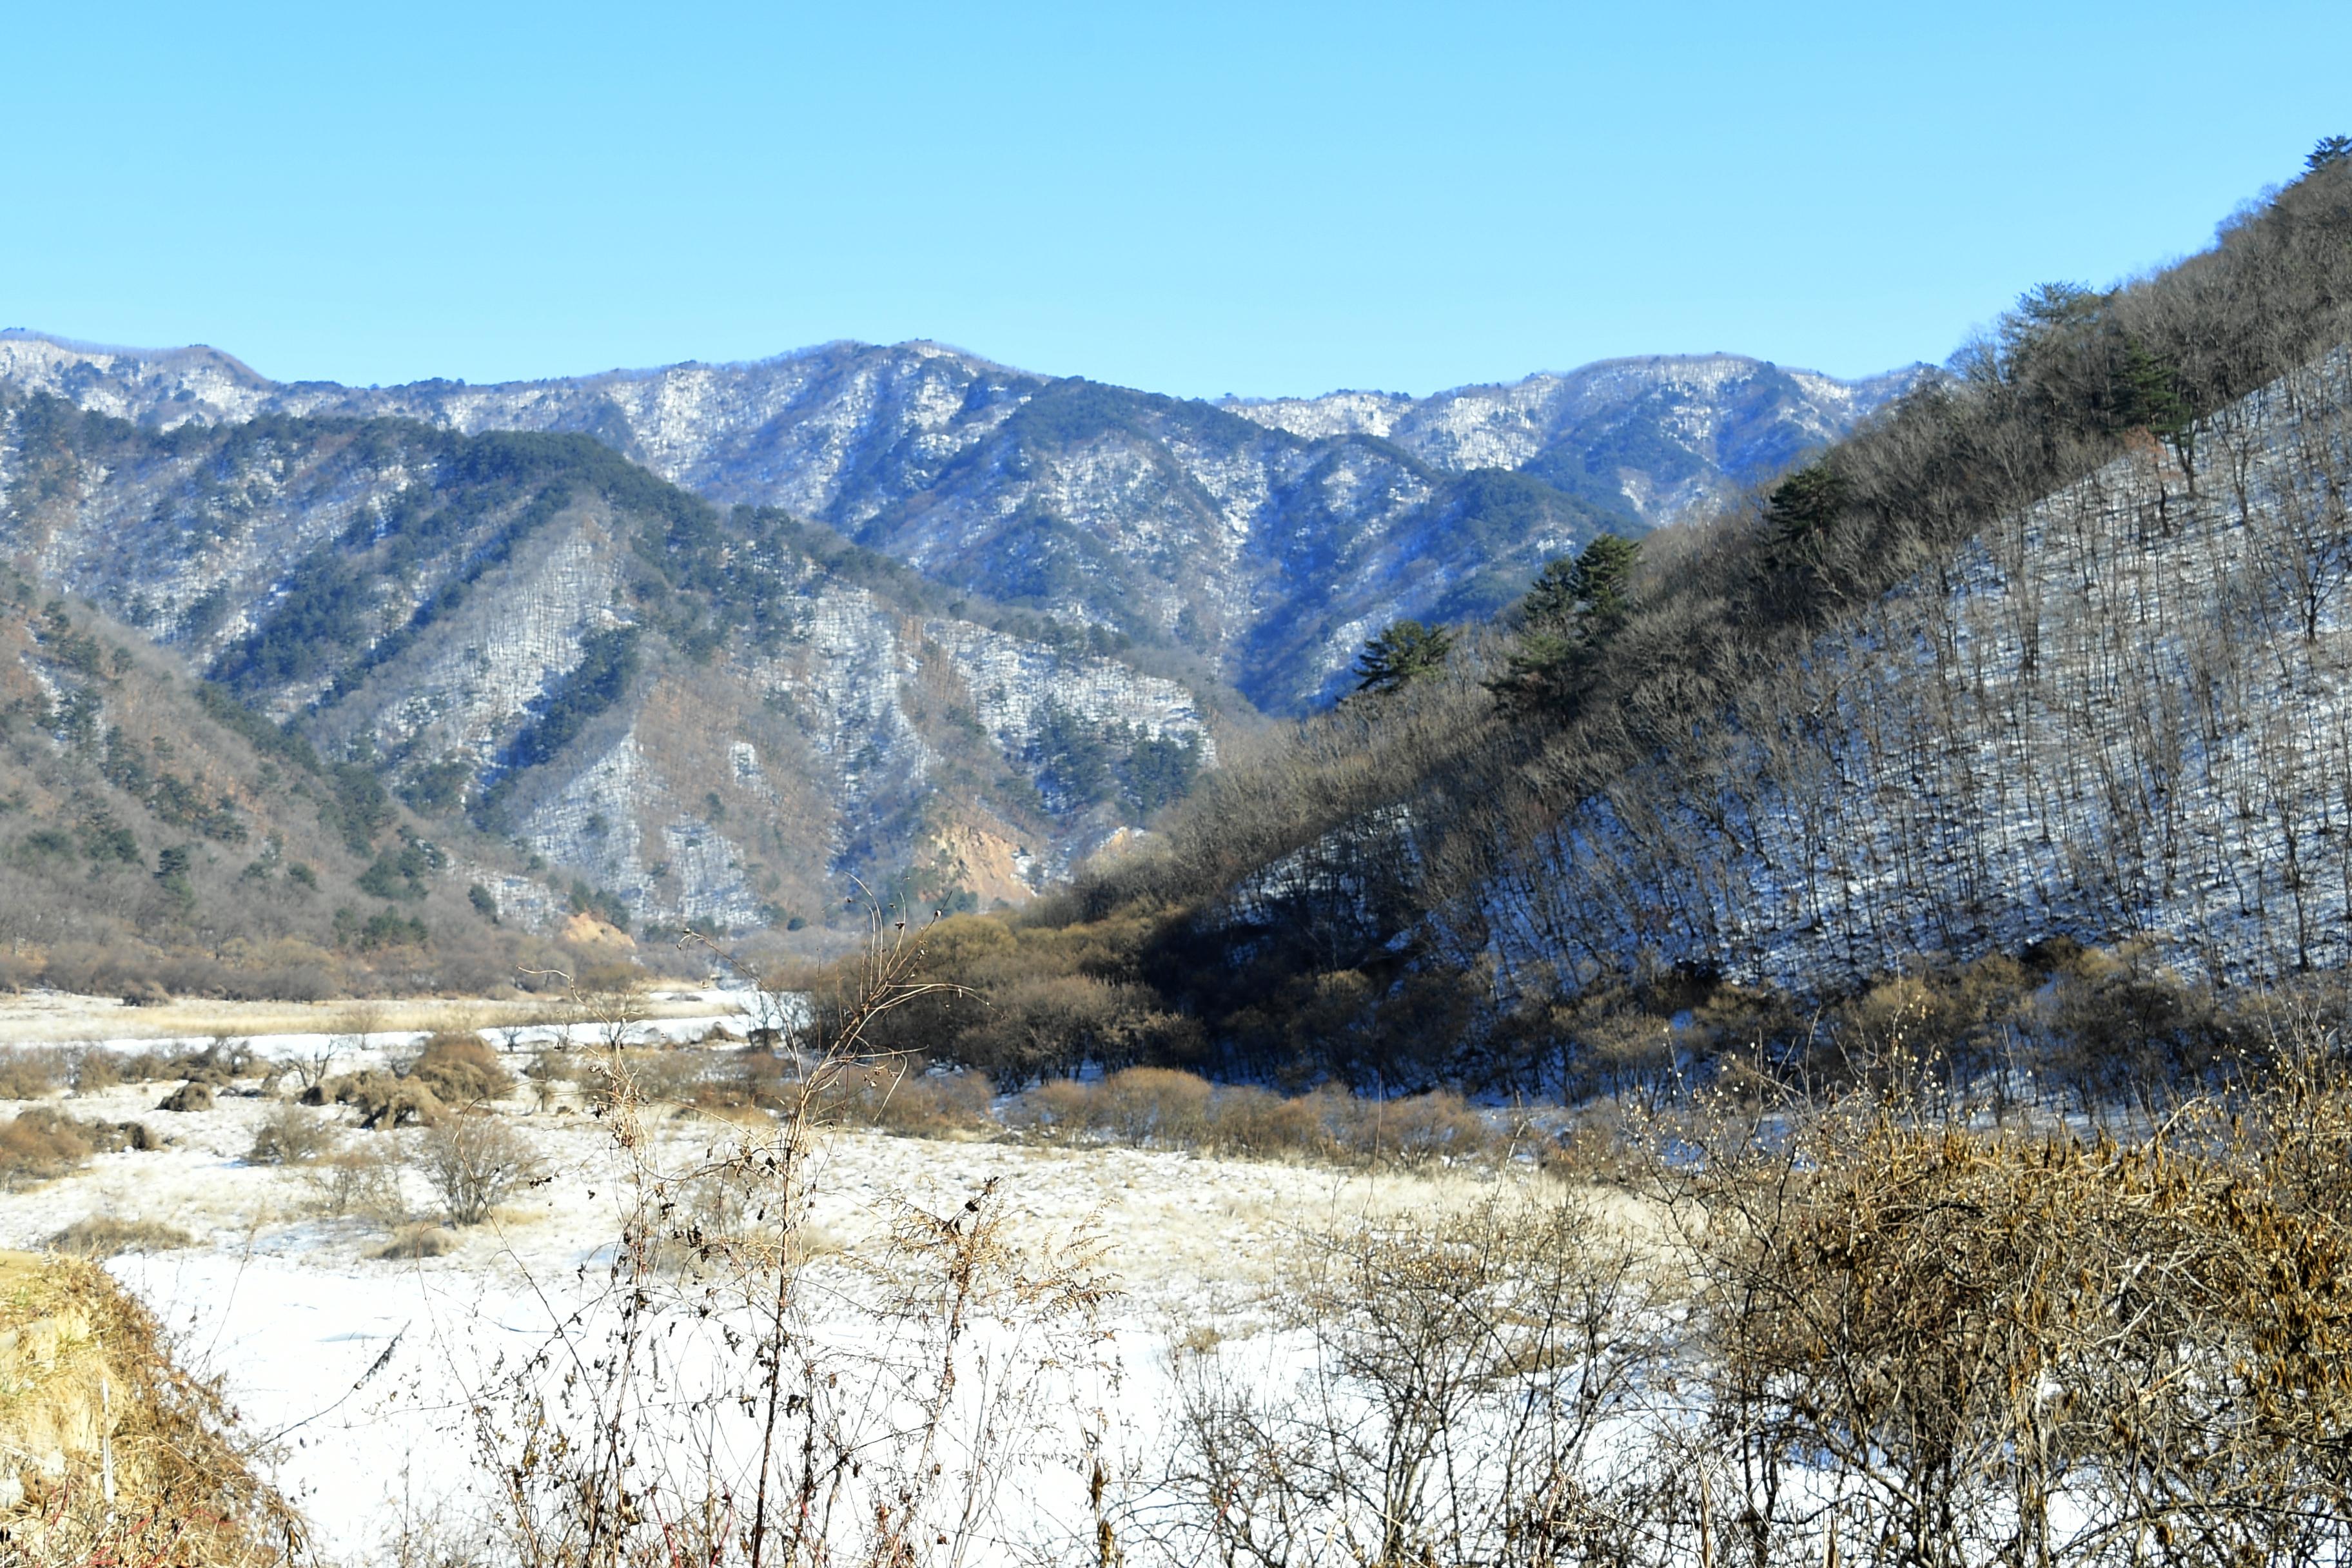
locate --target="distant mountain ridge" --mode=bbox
[0,331,1930,710]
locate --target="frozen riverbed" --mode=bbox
[0,1043,1499,1564]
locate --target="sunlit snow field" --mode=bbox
[0,1003,1511,1564]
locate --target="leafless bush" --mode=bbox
[302,1140,410,1222]
[1008,1068,1501,1165]
[167,1036,257,1085]
[247,1102,337,1166]
[1336,1085,1495,1162]
[462,905,1117,1567]
[1635,1015,2352,1568]
[415,1112,543,1226]
[1195,1082,1333,1156]
[816,1059,994,1135]
[71,1044,174,1091]
[576,1045,707,1110]
[1158,1186,1660,1567]
[287,1032,348,1092]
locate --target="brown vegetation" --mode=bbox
[451,910,1114,1568]
[247,1102,337,1166]
[405,1031,516,1105]
[0,1250,302,1564]
[0,1107,134,1187]
[1008,1066,1498,1163]
[48,1217,197,1257]
[416,1112,543,1226]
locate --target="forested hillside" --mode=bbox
[0,398,1213,951]
[891,148,2352,1090]
[0,573,573,994]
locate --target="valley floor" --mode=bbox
[0,1022,1525,1565]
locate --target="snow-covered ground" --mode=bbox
[0,1035,1498,1565]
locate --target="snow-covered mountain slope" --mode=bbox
[0,333,1926,709]
[0,394,1210,932]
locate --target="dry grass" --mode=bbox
[0,1048,68,1100]
[371,1225,458,1260]
[0,1250,303,1562]
[0,1108,130,1188]
[406,1033,517,1105]
[1008,1067,1505,1164]
[48,1216,198,1257]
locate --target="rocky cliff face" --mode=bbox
[0,333,1926,709]
[0,395,1210,934]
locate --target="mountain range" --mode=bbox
[0,332,1925,709]
[0,329,1921,966]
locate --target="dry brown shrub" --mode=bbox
[0,1108,106,1186]
[1006,1072,1498,1165]
[600,1047,707,1106]
[1536,1102,1646,1182]
[322,1070,445,1128]
[415,1112,544,1226]
[1166,1188,1659,1567]
[49,1216,197,1257]
[161,1037,254,1086]
[0,1048,67,1100]
[821,1060,993,1136]
[1004,1077,1093,1138]
[71,1046,173,1092]
[247,1102,337,1166]
[1093,1066,1213,1144]
[303,1142,409,1222]
[1290,1086,1496,1164]
[66,1047,128,1092]
[1660,1025,2352,1568]
[407,1032,515,1105]
[1202,1083,1332,1158]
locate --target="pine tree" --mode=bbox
[1563,533,1640,638]
[1354,620,1455,694]
[1765,464,1848,551]
[1521,556,1582,628]
[2115,337,2196,482]
[1490,534,1643,712]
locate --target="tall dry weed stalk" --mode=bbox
[456,900,1116,1568]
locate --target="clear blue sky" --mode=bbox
[6,1,2346,398]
